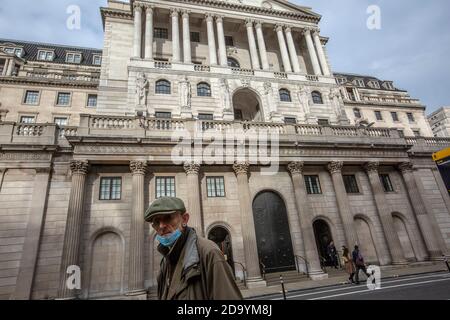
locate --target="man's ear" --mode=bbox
[181,212,190,226]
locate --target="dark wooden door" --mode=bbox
[252,191,296,273]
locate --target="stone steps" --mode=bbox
[264,270,309,287]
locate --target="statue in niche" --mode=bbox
[329,88,344,118]
[298,86,311,115]
[263,82,276,114]
[135,72,149,106]
[219,78,232,111]
[180,75,192,109]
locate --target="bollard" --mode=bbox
[280,275,287,300]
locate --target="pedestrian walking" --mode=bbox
[341,246,355,283]
[327,241,339,269]
[352,245,371,285]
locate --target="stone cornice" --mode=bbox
[0,77,99,89]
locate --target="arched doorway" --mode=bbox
[313,219,335,267]
[208,226,235,273]
[354,217,379,264]
[232,88,263,122]
[393,215,416,262]
[252,191,296,273]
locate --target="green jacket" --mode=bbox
[157,227,243,300]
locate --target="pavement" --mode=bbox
[242,261,450,300]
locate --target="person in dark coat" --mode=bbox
[352,245,371,285]
[327,241,339,269]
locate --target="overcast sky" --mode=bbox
[0,0,449,114]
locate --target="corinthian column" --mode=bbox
[182,11,192,64]
[58,160,89,299]
[245,19,260,70]
[183,161,203,236]
[287,162,327,279]
[312,29,331,76]
[216,16,228,67]
[284,27,301,73]
[275,25,292,73]
[233,162,266,288]
[398,162,440,260]
[327,162,359,249]
[205,14,218,66]
[128,161,147,295]
[255,21,269,70]
[364,162,407,265]
[171,9,181,63]
[303,28,322,76]
[144,5,154,59]
[133,4,143,58]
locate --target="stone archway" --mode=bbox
[392,214,416,262]
[354,216,379,264]
[312,219,335,266]
[232,88,263,122]
[208,226,235,273]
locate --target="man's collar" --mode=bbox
[157,228,190,263]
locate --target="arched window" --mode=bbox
[311,91,323,104]
[197,82,211,97]
[353,108,362,119]
[279,88,291,102]
[227,57,240,68]
[155,79,171,94]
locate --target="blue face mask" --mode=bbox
[156,229,182,247]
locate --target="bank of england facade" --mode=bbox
[0,0,449,300]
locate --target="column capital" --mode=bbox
[398,162,414,174]
[287,161,304,175]
[274,24,284,32]
[130,161,148,175]
[364,162,379,174]
[233,161,250,176]
[284,26,294,33]
[143,3,154,12]
[170,8,180,17]
[205,13,215,22]
[133,2,144,12]
[311,28,321,36]
[70,160,89,175]
[245,19,254,27]
[215,15,224,23]
[183,161,201,175]
[181,10,191,18]
[302,27,313,35]
[327,161,344,174]
[254,20,263,28]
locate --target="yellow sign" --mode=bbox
[433,147,450,162]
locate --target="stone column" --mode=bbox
[287,162,327,279]
[144,5,154,60]
[399,162,441,259]
[6,59,14,76]
[182,11,192,64]
[284,27,301,73]
[183,162,204,236]
[312,29,331,76]
[13,167,51,300]
[364,162,407,265]
[216,16,228,67]
[275,25,292,73]
[327,162,359,249]
[58,160,89,299]
[205,14,218,66]
[255,21,269,71]
[303,28,322,76]
[133,4,143,58]
[232,162,266,288]
[245,19,260,70]
[128,161,147,295]
[171,9,181,63]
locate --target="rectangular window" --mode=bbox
[87,94,97,107]
[37,50,54,61]
[66,53,82,64]
[56,92,71,106]
[99,177,122,200]
[391,112,399,122]
[225,36,234,47]
[379,174,394,192]
[318,119,329,126]
[93,55,102,65]
[284,117,297,125]
[343,175,360,194]
[190,32,200,43]
[23,90,40,105]
[155,111,172,119]
[407,112,415,123]
[374,111,383,121]
[154,28,168,39]
[20,116,35,124]
[206,177,225,197]
[156,177,176,198]
[304,175,322,194]
[198,113,214,120]
[54,117,68,126]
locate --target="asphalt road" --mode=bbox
[248,272,450,300]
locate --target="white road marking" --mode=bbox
[269,273,449,300]
[309,278,450,300]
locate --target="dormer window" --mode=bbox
[382,82,394,90]
[37,50,54,61]
[353,79,365,88]
[336,77,347,84]
[66,52,82,64]
[368,81,380,89]
[93,55,102,66]
[3,47,23,57]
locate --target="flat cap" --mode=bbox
[144,197,186,222]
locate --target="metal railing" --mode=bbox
[234,261,247,288]
[294,255,309,276]
[259,259,266,280]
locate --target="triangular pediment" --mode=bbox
[221,0,320,17]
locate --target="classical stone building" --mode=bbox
[0,0,450,300]
[428,107,450,138]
